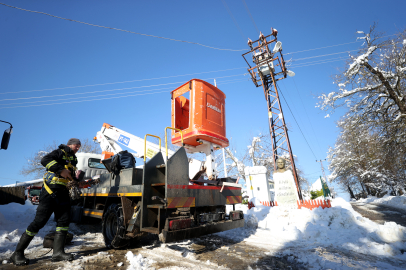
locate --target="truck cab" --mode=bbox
[76,153,109,179]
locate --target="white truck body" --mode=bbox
[2,153,108,187]
[75,152,109,179]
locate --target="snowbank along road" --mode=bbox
[1,196,406,269]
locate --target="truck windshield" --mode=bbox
[29,189,41,196]
[88,158,106,169]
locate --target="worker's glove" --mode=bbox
[67,180,79,189]
[69,186,82,200]
[60,169,73,181]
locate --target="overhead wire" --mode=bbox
[0,2,247,52]
[0,67,247,95]
[1,39,366,97]
[0,90,169,109]
[291,58,348,68]
[0,78,250,109]
[241,0,260,34]
[1,77,250,106]
[278,80,319,160]
[221,0,246,41]
[0,34,369,101]
[292,49,359,62]
[1,52,353,97]
[285,33,398,56]
[0,73,247,102]
[284,78,324,157]
[285,41,361,55]
[1,86,176,106]
[289,56,348,67]
[276,82,318,160]
[1,52,352,101]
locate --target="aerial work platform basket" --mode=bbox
[171,79,229,149]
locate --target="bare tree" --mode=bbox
[20,138,101,179]
[221,132,308,189]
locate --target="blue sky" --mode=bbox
[0,1,405,196]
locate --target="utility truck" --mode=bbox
[71,79,244,248]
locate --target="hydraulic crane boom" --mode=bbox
[95,123,204,180]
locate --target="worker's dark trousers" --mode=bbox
[26,188,71,234]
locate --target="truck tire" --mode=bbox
[102,203,129,249]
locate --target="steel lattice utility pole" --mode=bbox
[242,29,302,200]
[316,159,328,184]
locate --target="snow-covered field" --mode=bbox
[1,197,406,269]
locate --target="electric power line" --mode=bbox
[0,67,247,95]
[1,77,250,106]
[1,44,363,96]
[1,54,351,102]
[288,56,347,67]
[292,49,359,62]
[291,57,348,68]
[221,0,246,41]
[0,2,246,52]
[1,86,175,106]
[285,41,361,55]
[1,56,349,102]
[279,81,313,152]
[0,78,250,109]
[0,73,247,102]
[291,77,324,157]
[285,33,397,56]
[276,82,318,160]
[241,0,259,34]
[1,45,363,100]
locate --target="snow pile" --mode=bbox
[358,194,406,211]
[56,251,112,270]
[126,240,228,270]
[219,197,406,269]
[0,200,55,257]
[0,199,104,263]
[126,251,155,270]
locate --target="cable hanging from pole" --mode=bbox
[0,2,247,52]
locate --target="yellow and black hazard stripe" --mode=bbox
[226,196,242,204]
[167,197,195,208]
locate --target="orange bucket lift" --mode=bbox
[171,79,229,179]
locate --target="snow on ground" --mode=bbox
[0,200,54,257]
[125,239,229,270]
[357,194,406,211]
[0,199,104,268]
[217,197,406,269]
[2,197,406,269]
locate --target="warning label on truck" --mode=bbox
[146,148,157,159]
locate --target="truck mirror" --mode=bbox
[1,128,12,150]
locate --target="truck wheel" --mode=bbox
[102,203,129,249]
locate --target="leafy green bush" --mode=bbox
[310,190,324,200]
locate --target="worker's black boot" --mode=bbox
[51,231,74,262]
[9,232,34,266]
